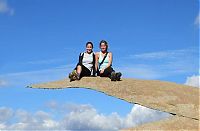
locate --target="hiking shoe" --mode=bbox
[68,72,75,82]
[115,72,122,81]
[69,70,78,82]
[110,72,116,81]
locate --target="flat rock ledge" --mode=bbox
[28,77,199,130]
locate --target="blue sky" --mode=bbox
[0,0,199,130]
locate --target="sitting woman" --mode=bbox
[69,42,96,81]
[95,40,122,81]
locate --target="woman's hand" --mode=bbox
[100,69,104,74]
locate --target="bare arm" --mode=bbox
[106,52,112,68]
[95,52,99,71]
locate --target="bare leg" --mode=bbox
[76,65,82,79]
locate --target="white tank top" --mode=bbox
[98,51,109,71]
[82,52,94,72]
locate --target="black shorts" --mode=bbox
[97,66,114,78]
[75,64,91,78]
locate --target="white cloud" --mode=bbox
[123,105,170,128]
[60,106,121,130]
[194,13,199,27]
[116,65,163,79]
[14,109,33,123]
[0,103,171,130]
[0,107,13,122]
[0,80,7,87]
[45,100,58,110]
[129,48,196,60]
[185,75,199,88]
[0,123,6,129]
[0,0,14,15]
[0,64,74,87]
[26,58,67,65]
[120,47,198,79]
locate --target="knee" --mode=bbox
[77,65,82,69]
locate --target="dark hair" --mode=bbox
[86,41,93,48]
[99,40,108,50]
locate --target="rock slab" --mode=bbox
[28,77,200,130]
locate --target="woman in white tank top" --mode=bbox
[69,42,95,81]
[95,40,122,81]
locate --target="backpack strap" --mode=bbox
[78,52,84,65]
[99,52,108,68]
[92,52,96,76]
